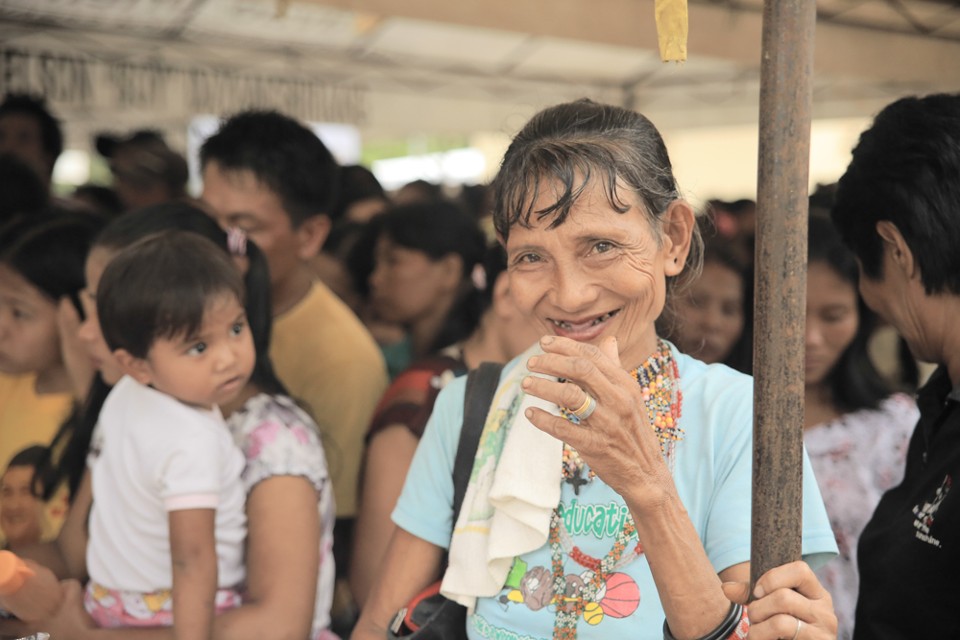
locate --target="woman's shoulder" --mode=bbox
[673,345,753,402]
[839,392,919,433]
[229,393,329,491]
[229,393,324,453]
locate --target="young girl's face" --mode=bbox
[0,264,62,376]
[671,261,745,364]
[131,293,256,410]
[368,235,455,325]
[79,247,125,386]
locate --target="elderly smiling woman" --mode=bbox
[352,99,837,640]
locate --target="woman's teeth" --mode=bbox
[551,310,617,329]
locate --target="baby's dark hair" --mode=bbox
[97,230,245,358]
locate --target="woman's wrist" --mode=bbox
[663,601,749,640]
[619,466,679,517]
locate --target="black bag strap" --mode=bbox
[451,362,504,521]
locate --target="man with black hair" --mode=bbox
[0,94,63,191]
[199,112,387,617]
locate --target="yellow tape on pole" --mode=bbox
[655,0,688,62]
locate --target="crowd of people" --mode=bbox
[0,88,957,639]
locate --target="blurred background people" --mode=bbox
[0,444,50,549]
[336,164,390,224]
[310,164,389,310]
[705,198,756,248]
[95,129,189,212]
[0,212,105,544]
[661,233,753,374]
[802,212,918,639]
[362,200,486,378]
[0,93,63,194]
[391,178,443,205]
[0,154,48,227]
[69,184,125,219]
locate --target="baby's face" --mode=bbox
[133,293,256,410]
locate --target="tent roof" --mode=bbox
[2,0,958,149]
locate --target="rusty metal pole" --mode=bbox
[751,0,817,590]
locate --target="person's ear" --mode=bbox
[295,214,333,260]
[112,349,152,385]
[661,200,696,277]
[437,254,464,291]
[875,221,917,280]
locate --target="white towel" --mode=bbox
[440,342,564,610]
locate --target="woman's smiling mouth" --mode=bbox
[548,309,621,340]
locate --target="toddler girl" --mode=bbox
[86,230,254,639]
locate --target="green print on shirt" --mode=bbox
[558,499,631,539]
[472,613,545,640]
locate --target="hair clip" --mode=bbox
[227,227,247,257]
[471,263,487,291]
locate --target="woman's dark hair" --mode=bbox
[332,165,386,221]
[42,202,288,502]
[97,231,245,357]
[344,215,386,299]
[808,211,891,413]
[491,98,702,292]
[0,210,106,318]
[376,200,488,352]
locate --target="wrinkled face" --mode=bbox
[79,247,126,386]
[127,294,255,410]
[0,265,61,376]
[0,465,44,548]
[0,113,51,181]
[671,261,745,364]
[805,261,859,386]
[369,236,452,325]
[505,179,677,369]
[202,162,299,294]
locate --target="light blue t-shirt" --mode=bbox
[393,346,838,640]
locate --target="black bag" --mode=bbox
[387,362,504,640]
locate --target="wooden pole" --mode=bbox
[751,0,817,590]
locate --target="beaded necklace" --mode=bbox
[560,339,684,493]
[552,339,683,639]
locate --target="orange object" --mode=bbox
[0,550,34,596]
[0,550,62,621]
